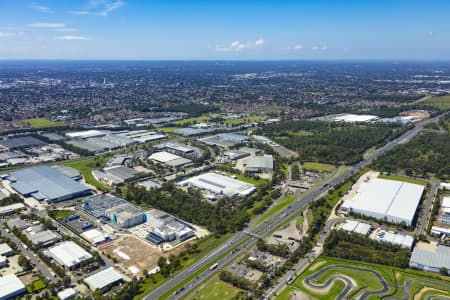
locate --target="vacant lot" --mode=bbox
[21,118,64,128]
[303,162,335,172]
[420,95,450,110]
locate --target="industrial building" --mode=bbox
[137,179,162,190]
[410,244,450,274]
[174,127,210,137]
[116,130,166,143]
[340,178,425,226]
[331,114,379,123]
[199,133,250,148]
[81,229,110,246]
[223,150,250,161]
[51,165,82,181]
[47,241,92,269]
[84,267,124,291]
[440,197,450,224]
[241,155,274,173]
[105,203,146,228]
[0,274,25,300]
[82,194,145,228]
[149,151,192,168]
[0,136,46,150]
[26,227,60,248]
[154,142,201,158]
[145,209,195,245]
[6,166,91,202]
[0,203,25,216]
[340,220,372,236]
[374,230,414,249]
[178,172,256,198]
[0,243,13,257]
[57,288,79,300]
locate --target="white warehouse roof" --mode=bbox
[179,172,256,198]
[0,274,25,300]
[149,151,181,163]
[84,267,124,291]
[47,241,92,268]
[341,178,424,225]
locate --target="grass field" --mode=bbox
[378,174,428,186]
[302,162,335,172]
[183,273,242,300]
[158,127,179,133]
[419,95,450,110]
[224,115,267,125]
[276,256,450,300]
[21,118,64,128]
[48,209,74,219]
[61,157,110,191]
[26,279,46,293]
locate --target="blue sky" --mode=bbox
[0,0,448,60]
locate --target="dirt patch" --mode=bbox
[101,235,189,278]
[309,261,326,272]
[414,287,448,300]
[290,290,313,300]
[395,272,401,281]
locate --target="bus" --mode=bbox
[209,263,219,271]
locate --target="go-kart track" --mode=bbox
[300,264,450,300]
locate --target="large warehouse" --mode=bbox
[179,172,256,198]
[47,241,92,269]
[410,244,450,274]
[7,166,91,202]
[149,151,192,168]
[84,267,125,291]
[0,274,25,300]
[340,178,424,226]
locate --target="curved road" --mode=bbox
[144,113,447,300]
[304,264,389,300]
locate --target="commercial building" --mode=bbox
[199,133,250,148]
[47,241,92,269]
[83,194,145,228]
[7,166,91,202]
[410,244,450,274]
[340,220,372,236]
[0,274,26,300]
[179,172,256,198]
[137,179,162,190]
[149,151,192,168]
[440,197,450,224]
[374,230,414,249]
[331,114,379,123]
[340,178,424,226]
[57,288,78,300]
[241,155,274,173]
[0,243,13,257]
[154,142,201,158]
[0,203,25,216]
[105,203,146,228]
[27,228,60,248]
[84,267,124,291]
[145,209,195,245]
[83,194,128,218]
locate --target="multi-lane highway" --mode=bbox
[144,113,446,300]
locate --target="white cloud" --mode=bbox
[56,35,91,40]
[70,0,125,16]
[312,45,328,51]
[427,31,433,37]
[288,45,303,50]
[255,38,265,46]
[31,3,54,13]
[28,22,65,28]
[216,38,265,52]
[0,32,22,38]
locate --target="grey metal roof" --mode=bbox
[410,245,450,269]
[104,166,139,181]
[9,166,91,202]
[0,136,46,150]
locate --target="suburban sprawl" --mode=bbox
[0,61,449,300]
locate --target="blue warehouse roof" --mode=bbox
[9,166,91,202]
